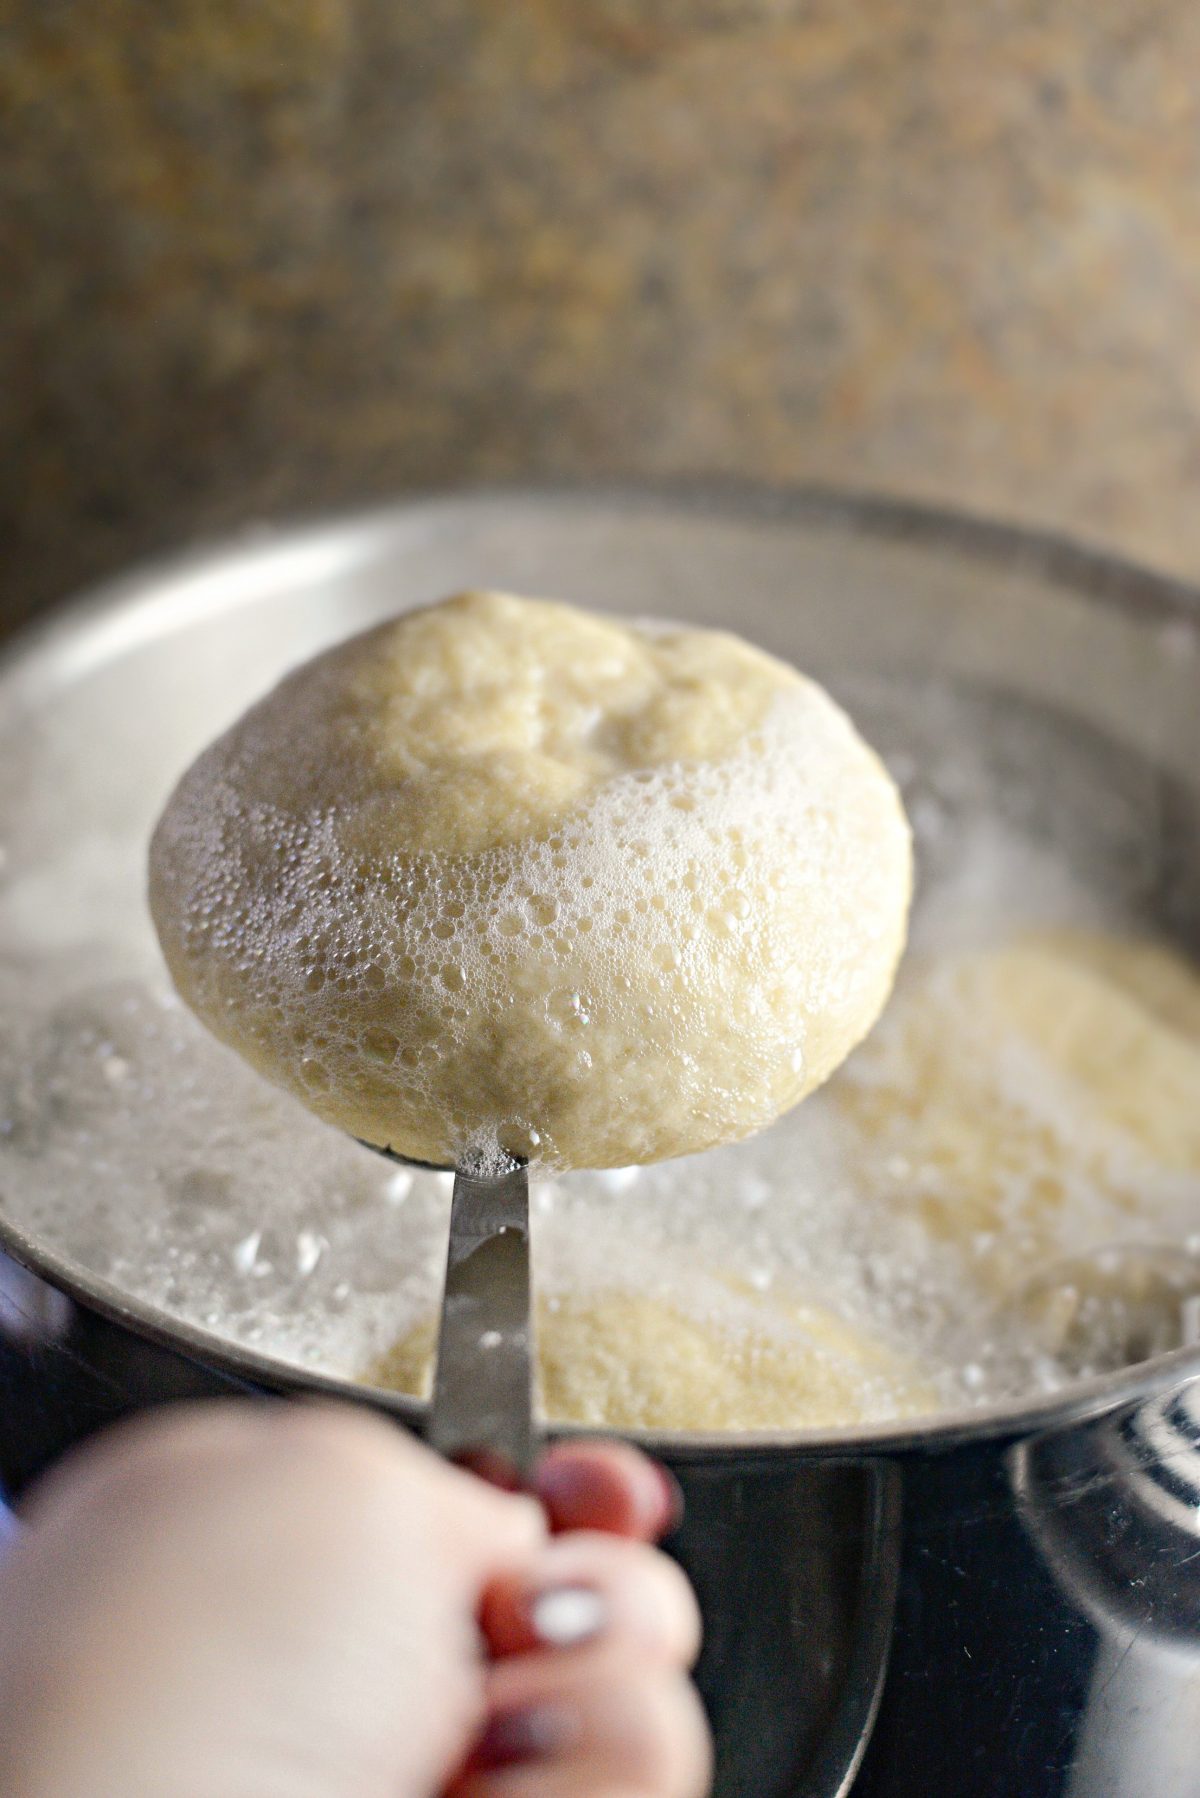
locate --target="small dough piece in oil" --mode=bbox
[150,591,911,1170]
[368,1286,938,1431]
[835,932,1200,1297]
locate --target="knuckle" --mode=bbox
[257,1406,434,1536]
[269,1399,406,1467]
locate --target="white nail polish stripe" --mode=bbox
[530,1585,608,1647]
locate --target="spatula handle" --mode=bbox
[428,1161,536,1481]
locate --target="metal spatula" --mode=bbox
[363,1143,536,1481]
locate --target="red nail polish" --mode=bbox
[453,1448,524,1492]
[534,1455,590,1509]
[468,1704,576,1772]
[647,1460,685,1536]
[534,1449,685,1537]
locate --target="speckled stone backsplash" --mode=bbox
[4,1,1200,626]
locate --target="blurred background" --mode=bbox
[4,0,1200,635]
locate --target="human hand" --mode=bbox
[0,1401,709,1798]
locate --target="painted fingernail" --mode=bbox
[454,1449,524,1492]
[534,1451,684,1537]
[533,1455,589,1505]
[652,1461,685,1534]
[529,1583,609,1647]
[468,1703,578,1772]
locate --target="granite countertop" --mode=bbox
[4,1,1200,629]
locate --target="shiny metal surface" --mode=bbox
[431,1160,535,1479]
[1012,1384,1200,1796]
[361,1139,538,1479]
[1,487,1199,1796]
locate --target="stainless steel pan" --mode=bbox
[2,487,1198,1797]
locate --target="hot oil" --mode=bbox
[1,669,1198,1421]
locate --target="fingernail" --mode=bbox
[534,1455,588,1509]
[468,1703,577,1772]
[528,1583,609,1647]
[534,1451,684,1537]
[647,1461,685,1537]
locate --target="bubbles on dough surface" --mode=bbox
[149,591,912,1169]
[3,651,1197,1423]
